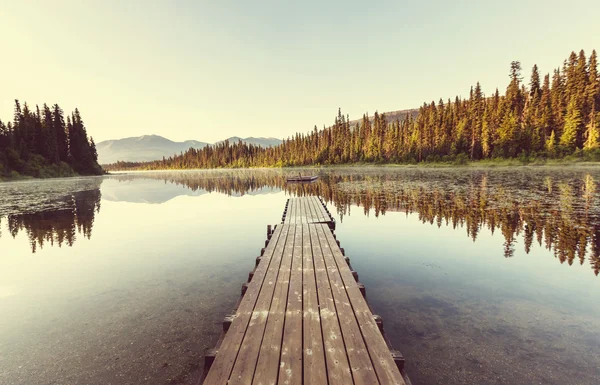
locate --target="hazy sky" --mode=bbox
[1,0,598,143]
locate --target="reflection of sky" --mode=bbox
[0,189,287,339]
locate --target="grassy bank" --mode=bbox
[0,157,106,182]
[310,149,600,169]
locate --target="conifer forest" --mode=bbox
[106,49,600,171]
[0,101,102,178]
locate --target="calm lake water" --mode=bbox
[1,167,599,385]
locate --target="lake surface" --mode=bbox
[1,167,599,385]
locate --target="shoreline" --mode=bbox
[4,159,600,181]
[103,158,600,173]
[0,171,108,183]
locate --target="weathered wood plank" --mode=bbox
[314,196,327,223]
[278,224,303,385]
[302,223,327,384]
[308,224,354,385]
[304,195,317,223]
[307,196,321,223]
[226,224,292,385]
[299,197,305,224]
[314,224,379,385]
[319,224,406,385]
[311,196,322,223]
[252,225,297,385]
[203,225,286,385]
[314,196,330,222]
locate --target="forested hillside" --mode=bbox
[0,101,102,178]
[111,49,600,170]
[107,49,599,170]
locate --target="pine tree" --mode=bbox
[584,107,599,150]
[530,64,541,99]
[42,104,59,163]
[470,82,484,159]
[506,61,525,119]
[551,68,566,135]
[561,98,582,150]
[587,50,599,118]
[52,104,68,162]
[539,74,554,144]
[546,130,557,154]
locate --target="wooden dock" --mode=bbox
[282,196,335,229]
[202,197,409,385]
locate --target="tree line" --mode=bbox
[0,100,102,178]
[105,48,600,171]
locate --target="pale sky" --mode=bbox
[1,0,598,143]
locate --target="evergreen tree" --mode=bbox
[42,104,59,164]
[546,130,557,154]
[584,107,599,150]
[561,98,582,150]
[1,100,101,177]
[52,104,68,162]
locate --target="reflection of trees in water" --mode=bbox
[113,171,287,197]
[15,169,596,275]
[2,188,101,253]
[119,170,600,276]
[321,173,600,276]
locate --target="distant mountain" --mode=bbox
[216,136,282,148]
[348,108,419,126]
[97,109,417,164]
[97,135,282,164]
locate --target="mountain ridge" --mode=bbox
[97,135,282,164]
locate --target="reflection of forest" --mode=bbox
[4,169,600,276]
[0,188,101,253]
[115,170,600,276]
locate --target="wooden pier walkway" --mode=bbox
[282,196,335,228]
[202,197,409,385]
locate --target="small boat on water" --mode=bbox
[287,175,319,182]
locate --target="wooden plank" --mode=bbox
[311,196,330,222]
[301,196,310,223]
[294,198,298,224]
[303,196,314,223]
[227,224,294,385]
[302,223,327,384]
[295,197,301,224]
[308,224,354,385]
[203,225,286,385]
[252,225,297,385]
[314,196,330,222]
[311,196,322,223]
[319,224,406,385]
[308,196,324,223]
[309,196,323,224]
[314,224,379,385]
[278,224,303,385]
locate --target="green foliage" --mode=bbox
[560,98,582,149]
[453,153,469,165]
[0,101,102,178]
